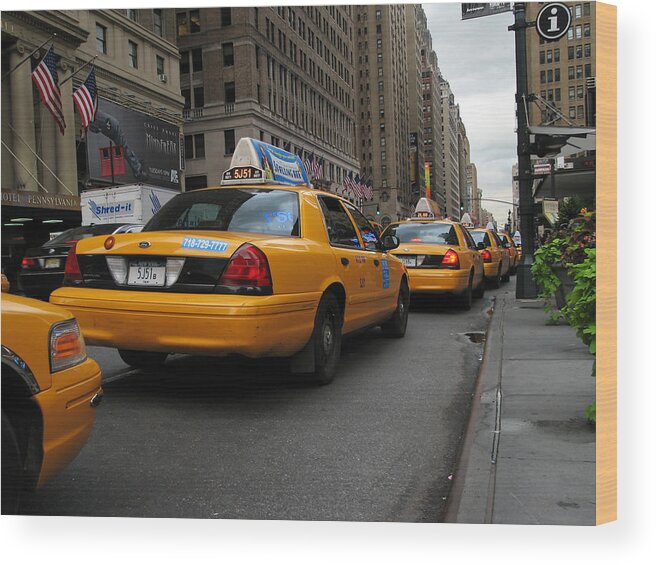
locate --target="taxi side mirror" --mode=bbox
[381,235,400,251]
[476,242,486,250]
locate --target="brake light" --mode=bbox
[218,244,272,291]
[480,249,492,263]
[21,257,37,269]
[64,242,82,283]
[441,249,460,269]
[49,319,87,372]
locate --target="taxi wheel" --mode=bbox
[381,280,409,338]
[1,411,23,514]
[118,349,169,369]
[489,265,501,289]
[459,275,473,310]
[473,276,485,299]
[308,294,342,385]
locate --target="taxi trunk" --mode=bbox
[390,243,469,294]
[50,231,318,358]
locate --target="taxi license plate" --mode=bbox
[128,260,166,286]
[44,258,60,269]
[400,256,417,267]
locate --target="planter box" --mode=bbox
[552,262,575,309]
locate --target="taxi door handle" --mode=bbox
[341,257,349,266]
[373,259,380,267]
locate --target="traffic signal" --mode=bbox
[529,134,569,157]
[376,204,380,215]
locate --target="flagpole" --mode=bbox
[61,55,98,86]
[1,34,57,82]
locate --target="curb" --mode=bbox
[443,291,507,524]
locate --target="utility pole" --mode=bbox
[511,2,538,298]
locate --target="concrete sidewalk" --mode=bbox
[445,280,596,525]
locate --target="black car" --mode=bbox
[18,223,143,300]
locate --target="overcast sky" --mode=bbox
[423,2,516,224]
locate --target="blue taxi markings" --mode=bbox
[181,237,229,252]
[381,259,390,289]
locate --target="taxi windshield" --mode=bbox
[386,222,458,245]
[144,188,300,237]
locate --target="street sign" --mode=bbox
[461,3,512,20]
[533,163,552,176]
[536,3,572,41]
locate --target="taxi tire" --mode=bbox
[473,276,485,299]
[118,349,169,369]
[381,280,409,338]
[1,411,23,514]
[307,294,342,386]
[459,275,473,310]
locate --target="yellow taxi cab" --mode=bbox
[512,231,522,260]
[499,232,519,275]
[467,227,511,288]
[50,138,408,385]
[381,208,485,309]
[2,289,102,513]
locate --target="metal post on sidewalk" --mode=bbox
[511,2,538,299]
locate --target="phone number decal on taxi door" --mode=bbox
[181,237,229,252]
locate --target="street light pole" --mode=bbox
[511,2,538,298]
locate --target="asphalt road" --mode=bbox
[18,290,498,522]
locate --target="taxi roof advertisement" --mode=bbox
[85,98,182,190]
[250,139,310,186]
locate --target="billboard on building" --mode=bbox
[461,3,512,20]
[86,98,182,190]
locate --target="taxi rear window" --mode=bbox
[386,223,458,245]
[469,231,491,247]
[144,188,300,237]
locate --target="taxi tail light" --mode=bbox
[63,242,83,283]
[218,244,272,292]
[49,319,87,372]
[441,249,460,269]
[21,256,38,269]
[480,249,492,263]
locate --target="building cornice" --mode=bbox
[4,11,89,48]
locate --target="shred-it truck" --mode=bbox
[80,184,178,226]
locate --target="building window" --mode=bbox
[192,48,203,71]
[540,70,546,84]
[547,50,552,63]
[193,87,204,108]
[576,65,583,79]
[568,46,574,60]
[224,129,236,155]
[222,43,234,67]
[184,134,205,159]
[555,88,561,102]
[156,55,165,76]
[568,66,575,80]
[575,25,582,39]
[584,43,591,57]
[221,8,232,26]
[577,105,584,119]
[186,175,208,190]
[555,68,561,81]
[127,9,137,22]
[569,86,575,100]
[584,63,592,78]
[128,41,138,69]
[153,9,163,37]
[583,23,591,37]
[576,44,583,58]
[177,10,200,35]
[583,3,591,16]
[180,51,189,74]
[547,69,553,82]
[569,106,576,119]
[577,85,584,99]
[567,28,574,40]
[539,51,545,64]
[181,89,190,109]
[554,48,560,62]
[575,4,582,18]
[96,24,107,54]
[376,9,382,20]
[224,81,235,104]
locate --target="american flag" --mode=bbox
[303,153,314,178]
[315,157,323,179]
[32,46,66,135]
[361,176,373,200]
[353,174,363,199]
[72,68,98,136]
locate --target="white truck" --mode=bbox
[80,184,178,226]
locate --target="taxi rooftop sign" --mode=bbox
[222,138,311,187]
